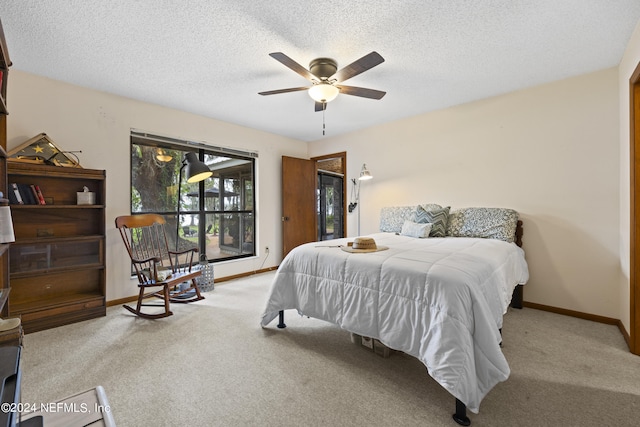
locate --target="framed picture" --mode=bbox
[7,133,81,167]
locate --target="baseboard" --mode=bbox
[106,266,279,307]
[522,301,631,349]
[213,266,279,284]
[107,295,137,307]
[106,277,634,352]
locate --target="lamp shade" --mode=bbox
[359,163,373,180]
[184,152,212,183]
[308,83,340,103]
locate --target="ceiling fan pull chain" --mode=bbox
[322,102,326,136]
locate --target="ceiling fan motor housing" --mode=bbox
[309,57,337,80]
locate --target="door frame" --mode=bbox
[629,59,640,355]
[281,152,347,259]
[312,152,347,235]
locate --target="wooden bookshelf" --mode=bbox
[0,18,11,318]
[7,163,106,333]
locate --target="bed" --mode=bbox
[261,205,529,425]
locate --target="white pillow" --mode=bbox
[400,220,432,238]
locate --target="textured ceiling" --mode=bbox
[1,1,640,142]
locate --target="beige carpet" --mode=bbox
[19,272,640,426]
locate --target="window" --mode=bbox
[130,131,256,263]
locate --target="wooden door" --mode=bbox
[282,156,317,258]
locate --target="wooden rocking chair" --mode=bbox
[115,214,205,319]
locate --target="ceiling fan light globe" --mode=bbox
[156,148,173,162]
[308,83,339,103]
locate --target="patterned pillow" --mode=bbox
[415,205,450,237]
[400,220,432,238]
[379,204,442,233]
[379,206,417,233]
[446,207,518,243]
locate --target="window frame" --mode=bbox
[130,131,257,263]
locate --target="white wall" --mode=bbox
[619,20,640,334]
[6,71,307,301]
[5,64,626,322]
[309,68,621,320]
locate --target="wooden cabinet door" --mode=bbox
[281,156,316,258]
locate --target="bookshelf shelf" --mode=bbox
[9,204,105,209]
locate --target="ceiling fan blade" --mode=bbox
[338,85,386,100]
[259,86,310,96]
[330,51,385,83]
[269,52,318,82]
[314,102,326,112]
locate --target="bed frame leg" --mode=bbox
[453,399,471,426]
[277,310,287,329]
[510,284,523,309]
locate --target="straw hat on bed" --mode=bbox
[341,237,388,253]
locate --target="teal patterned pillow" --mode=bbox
[446,207,518,243]
[379,204,442,233]
[415,205,450,237]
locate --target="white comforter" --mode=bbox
[261,233,529,413]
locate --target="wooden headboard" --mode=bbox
[515,220,523,247]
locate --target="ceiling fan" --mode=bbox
[259,51,386,112]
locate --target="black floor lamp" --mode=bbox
[175,152,212,251]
